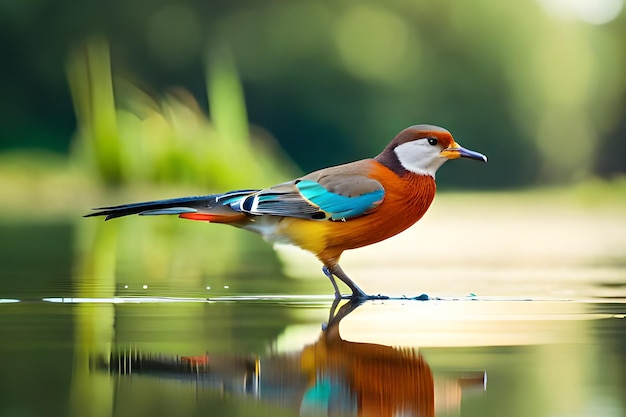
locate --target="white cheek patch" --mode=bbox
[394,141,449,177]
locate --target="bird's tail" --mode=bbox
[84,190,258,222]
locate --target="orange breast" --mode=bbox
[280,161,436,265]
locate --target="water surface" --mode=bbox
[1,209,625,417]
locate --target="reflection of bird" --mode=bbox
[106,300,486,416]
[300,300,486,417]
[300,300,436,417]
[86,125,486,299]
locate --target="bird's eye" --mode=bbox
[427,137,438,146]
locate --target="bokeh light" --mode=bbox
[334,5,415,83]
[538,0,624,24]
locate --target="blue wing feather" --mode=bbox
[296,180,384,220]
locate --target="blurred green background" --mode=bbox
[1,4,626,416]
[1,0,625,195]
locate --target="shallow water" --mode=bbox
[1,212,625,417]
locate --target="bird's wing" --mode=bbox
[235,165,385,221]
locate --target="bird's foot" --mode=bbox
[367,293,391,300]
[322,264,379,301]
[340,292,390,300]
[338,293,430,300]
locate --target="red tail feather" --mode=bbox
[179,213,219,221]
[178,212,245,223]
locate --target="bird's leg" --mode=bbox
[322,266,342,300]
[323,264,368,300]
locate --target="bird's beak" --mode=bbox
[440,143,487,162]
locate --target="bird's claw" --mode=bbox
[338,293,430,300]
[368,294,390,300]
[339,293,390,300]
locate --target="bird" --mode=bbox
[86,124,487,299]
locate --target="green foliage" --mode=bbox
[67,38,122,183]
[67,39,297,189]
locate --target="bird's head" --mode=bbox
[376,124,487,177]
